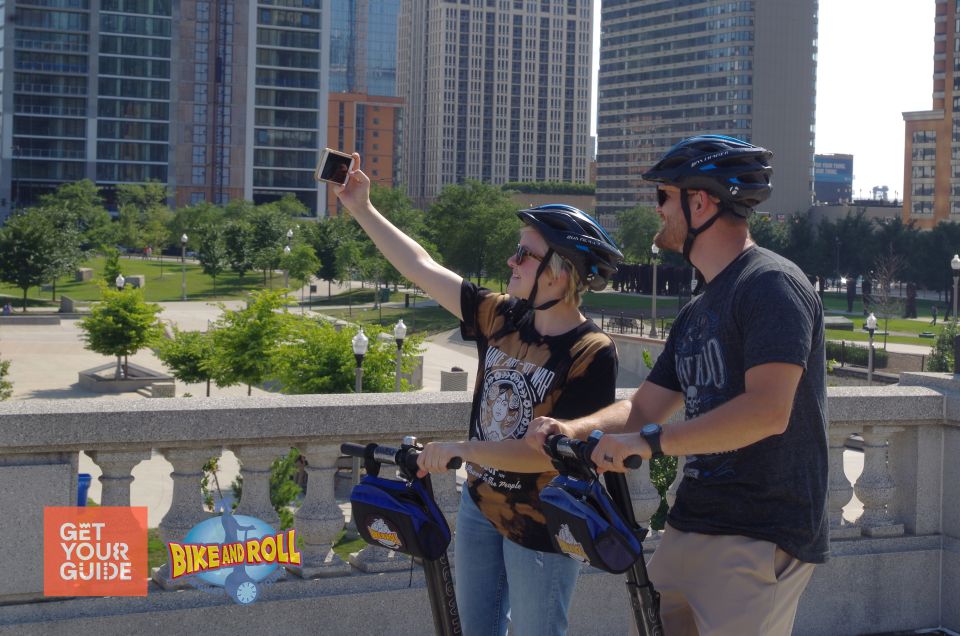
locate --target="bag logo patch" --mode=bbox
[555,523,587,562]
[366,516,403,550]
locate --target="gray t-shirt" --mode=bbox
[647,245,829,563]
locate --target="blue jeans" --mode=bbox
[454,487,581,636]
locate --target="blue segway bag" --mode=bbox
[540,474,644,574]
[350,474,451,561]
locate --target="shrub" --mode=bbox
[927,322,958,372]
[825,341,888,369]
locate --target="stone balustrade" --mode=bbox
[0,376,957,634]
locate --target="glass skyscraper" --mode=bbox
[0,0,332,216]
[596,0,817,217]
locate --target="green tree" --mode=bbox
[102,246,123,286]
[36,180,114,248]
[271,320,422,394]
[281,243,321,306]
[208,289,290,395]
[196,224,230,295]
[78,286,164,379]
[0,211,61,310]
[223,219,255,279]
[616,205,660,263]
[247,206,290,286]
[155,328,216,396]
[426,180,520,285]
[748,214,789,255]
[141,206,172,261]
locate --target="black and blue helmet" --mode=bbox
[516,204,623,291]
[642,135,773,216]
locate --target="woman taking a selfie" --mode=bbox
[335,153,622,636]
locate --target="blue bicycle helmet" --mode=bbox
[642,135,773,217]
[516,204,623,292]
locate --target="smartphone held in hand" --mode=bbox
[315,148,354,185]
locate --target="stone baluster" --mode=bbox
[665,455,685,509]
[288,443,351,578]
[232,445,289,529]
[828,427,861,539]
[153,447,219,589]
[625,462,661,529]
[88,449,151,507]
[855,426,905,537]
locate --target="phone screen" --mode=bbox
[317,151,353,185]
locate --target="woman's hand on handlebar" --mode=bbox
[590,432,649,473]
[416,441,464,478]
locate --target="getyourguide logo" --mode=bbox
[44,507,148,597]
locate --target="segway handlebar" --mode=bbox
[341,441,462,476]
[544,432,643,471]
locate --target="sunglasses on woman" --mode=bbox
[657,189,669,206]
[514,244,544,265]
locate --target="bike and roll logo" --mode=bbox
[365,516,403,550]
[555,523,588,563]
[167,510,301,605]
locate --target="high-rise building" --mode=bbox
[325,0,402,215]
[397,0,593,206]
[0,0,332,217]
[595,0,818,217]
[902,0,956,229]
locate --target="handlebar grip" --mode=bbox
[340,442,368,457]
[446,457,463,470]
[623,455,643,470]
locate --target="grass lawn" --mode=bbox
[0,255,281,306]
[321,304,459,336]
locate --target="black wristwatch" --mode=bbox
[641,423,664,459]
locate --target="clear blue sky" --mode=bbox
[592,0,934,200]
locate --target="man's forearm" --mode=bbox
[563,399,633,439]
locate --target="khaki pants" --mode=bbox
[634,527,815,636]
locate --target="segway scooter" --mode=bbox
[341,437,462,636]
[541,431,664,636]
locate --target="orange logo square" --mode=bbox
[44,506,148,597]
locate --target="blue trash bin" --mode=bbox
[77,473,92,506]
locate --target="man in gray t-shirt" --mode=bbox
[529,136,828,636]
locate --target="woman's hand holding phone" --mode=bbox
[332,152,369,215]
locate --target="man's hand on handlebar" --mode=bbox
[590,432,650,474]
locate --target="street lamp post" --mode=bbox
[393,319,407,392]
[180,233,188,301]
[866,312,877,384]
[350,328,369,494]
[952,255,960,323]
[115,274,125,292]
[649,244,659,339]
[835,237,841,292]
[283,245,291,289]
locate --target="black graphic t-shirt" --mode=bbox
[647,246,829,563]
[460,281,618,552]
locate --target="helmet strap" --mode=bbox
[680,188,724,263]
[526,248,561,311]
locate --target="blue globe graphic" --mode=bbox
[181,514,279,588]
